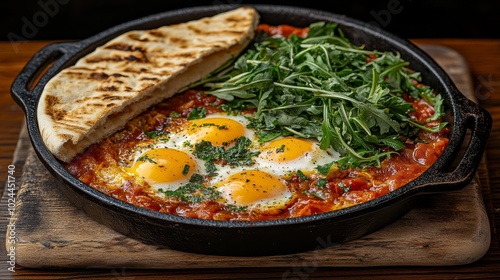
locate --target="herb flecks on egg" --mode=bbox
[66,22,449,221]
[201,22,446,169]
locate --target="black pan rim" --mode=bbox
[16,4,487,230]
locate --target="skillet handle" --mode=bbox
[415,94,492,193]
[10,41,78,111]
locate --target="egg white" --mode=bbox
[254,138,341,177]
[127,112,255,193]
[168,113,257,152]
[127,112,340,212]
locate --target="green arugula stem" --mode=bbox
[200,22,446,168]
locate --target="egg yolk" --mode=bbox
[217,170,289,207]
[259,137,314,162]
[130,148,196,184]
[187,117,246,146]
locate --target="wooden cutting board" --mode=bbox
[4,45,491,269]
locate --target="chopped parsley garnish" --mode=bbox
[169,111,181,118]
[199,123,228,130]
[338,182,350,193]
[226,204,248,212]
[144,130,169,139]
[297,170,309,181]
[190,173,204,184]
[302,190,325,200]
[187,106,207,120]
[182,164,190,175]
[276,144,286,153]
[316,178,328,188]
[137,154,157,164]
[198,21,447,168]
[317,161,334,175]
[193,136,260,177]
[161,174,220,203]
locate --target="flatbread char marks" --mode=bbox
[37,7,259,162]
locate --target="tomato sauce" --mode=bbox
[257,24,309,38]
[65,25,449,221]
[67,88,449,221]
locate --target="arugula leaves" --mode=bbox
[199,22,447,168]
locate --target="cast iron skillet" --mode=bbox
[11,5,492,256]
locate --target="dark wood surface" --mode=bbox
[4,44,492,270]
[0,39,499,279]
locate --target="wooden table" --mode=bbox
[0,39,499,279]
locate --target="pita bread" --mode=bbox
[37,7,259,162]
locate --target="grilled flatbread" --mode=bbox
[37,7,259,162]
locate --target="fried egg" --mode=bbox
[128,113,255,192]
[128,112,339,213]
[215,169,292,212]
[168,113,256,149]
[254,137,340,177]
[128,147,201,191]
